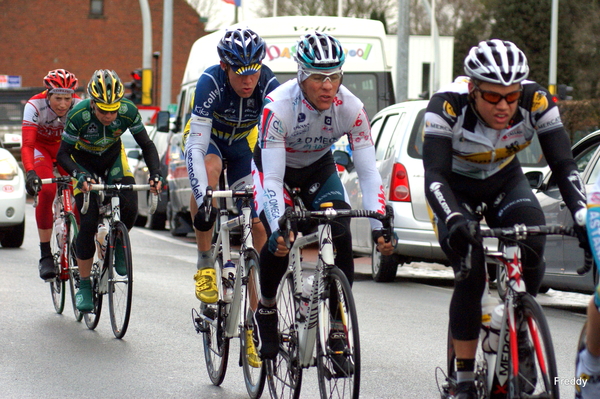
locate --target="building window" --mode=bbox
[90,0,104,17]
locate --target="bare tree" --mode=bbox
[188,0,229,30]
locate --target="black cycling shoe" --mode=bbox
[253,303,279,359]
[454,381,477,399]
[39,255,56,280]
[328,330,354,378]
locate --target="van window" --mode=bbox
[374,113,403,160]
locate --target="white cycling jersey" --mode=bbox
[256,79,385,233]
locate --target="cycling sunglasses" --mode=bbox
[474,84,522,105]
[302,70,343,84]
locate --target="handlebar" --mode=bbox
[33,176,74,208]
[81,183,157,215]
[204,186,254,200]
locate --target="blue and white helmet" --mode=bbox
[217,28,266,75]
[464,39,529,86]
[295,31,345,72]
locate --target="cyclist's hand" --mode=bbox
[447,215,481,258]
[372,228,395,256]
[148,174,164,194]
[25,170,41,196]
[194,204,217,231]
[574,207,592,253]
[75,171,94,192]
[268,230,291,257]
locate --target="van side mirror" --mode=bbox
[525,171,544,189]
[156,111,170,133]
[333,150,354,172]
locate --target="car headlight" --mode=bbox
[0,157,18,180]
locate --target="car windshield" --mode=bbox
[121,132,138,149]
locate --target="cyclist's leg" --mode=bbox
[73,190,100,312]
[34,146,57,279]
[576,298,600,397]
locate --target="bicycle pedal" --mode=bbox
[194,317,210,333]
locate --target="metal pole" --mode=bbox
[420,0,440,97]
[396,0,409,102]
[548,0,558,94]
[139,0,153,105]
[161,0,173,110]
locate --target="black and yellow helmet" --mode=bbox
[87,69,125,111]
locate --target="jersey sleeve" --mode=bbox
[21,101,39,172]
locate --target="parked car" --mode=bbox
[132,111,171,230]
[336,100,550,282]
[0,146,25,247]
[535,130,600,294]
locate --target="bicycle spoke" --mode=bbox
[108,223,133,339]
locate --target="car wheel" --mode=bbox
[147,211,167,230]
[170,210,191,237]
[371,243,398,282]
[1,218,25,248]
[134,214,148,227]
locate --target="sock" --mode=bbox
[79,278,91,289]
[580,348,600,374]
[197,250,212,270]
[456,358,475,383]
[40,242,51,258]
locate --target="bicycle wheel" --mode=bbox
[66,216,83,322]
[316,267,360,399]
[509,294,559,399]
[267,272,302,399]
[201,254,230,385]
[49,216,65,314]
[107,221,133,339]
[241,249,266,399]
[83,259,103,330]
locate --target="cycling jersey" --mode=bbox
[185,64,279,208]
[21,91,82,230]
[255,79,385,235]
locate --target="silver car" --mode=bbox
[337,100,549,282]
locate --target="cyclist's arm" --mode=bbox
[55,139,81,177]
[185,115,212,208]
[21,125,37,172]
[352,145,385,230]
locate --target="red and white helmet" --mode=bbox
[43,69,79,94]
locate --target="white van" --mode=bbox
[166,16,397,235]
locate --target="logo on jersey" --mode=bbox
[87,123,99,135]
[308,182,320,194]
[429,182,452,216]
[324,116,332,125]
[532,91,549,113]
[298,113,306,123]
[443,101,457,120]
[83,110,91,122]
[247,98,255,108]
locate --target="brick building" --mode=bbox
[0,0,207,106]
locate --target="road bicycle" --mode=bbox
[267,200,394,399]
[439,221,584,399]
[191,182,265,399]
[35,176,81,321]
[79,179,157,339]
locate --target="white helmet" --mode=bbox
[464,39,529,86]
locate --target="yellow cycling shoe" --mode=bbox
[194,268,218,303]
[246,329,262,368]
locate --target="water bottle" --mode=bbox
[481,292,498,328]
[96,223,108,260]
[482,304,504,353]
[54,217,65,249]
[222,260,236,303]
[299,275,314,320]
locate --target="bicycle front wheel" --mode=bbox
[267,272,302,399]
[49,216,65,314]
[316,267,360,399]
[510,294,559,399]
[83,260,103,330]
[107,221,133,339]
[241,249,266,399]
[202,255,230,385]
[66,215,83,322]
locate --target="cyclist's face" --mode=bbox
[300,73,342,112]
[470,81,521,130]
[48,93,74,117]
[224,63,261,98]
[93,103,118,126]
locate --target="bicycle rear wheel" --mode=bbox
[241,249,266,399]
[510,294,559,398]
[201,255,230,385]
[83,259,103,330]
[107,221,133,339]
[49,216,65,314]
[65,216,83,322]
[267,272,302,399]
[316,267,360,399]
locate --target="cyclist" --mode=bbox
[250,31,394,361]
[184,28,279,304]
[21,69,81,281]
[56,69,163,312]
[422,39,588,398]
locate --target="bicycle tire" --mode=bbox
[240,249,266,399]
[66,215,83,322]
[49,215,65,314]
[83,259,103,330]
[267,272,302,399]
[107,221,133,339]
[509,294,559,399]
[316,267,361,399]
[202,254,230,385]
